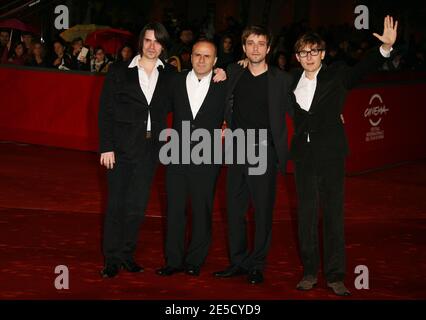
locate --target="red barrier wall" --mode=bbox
[1,65,425,173]
[0,66,104,151]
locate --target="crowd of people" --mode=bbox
[0,30,128,73]
[0,18,425,73]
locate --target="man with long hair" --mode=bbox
[98,22,174,278]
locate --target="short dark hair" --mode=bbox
[94,46,105,55]
[138,22,170,55]
[31,40,45,57]
[52,39,65,48]
[71,37,83,45]
[179,26,193,35]
[294,32,326,53]
[192,39,217,56]
[241,25,272,47]
[120,43,133,51]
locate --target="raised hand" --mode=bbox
[373,15,398,51]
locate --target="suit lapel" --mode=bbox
[126,66,148,105]
[182,73,194,119]
[193,77,215,121]
[150,67,165,108]
[308,65,327,113]
[291,69,304,91]
[291,69,309,114]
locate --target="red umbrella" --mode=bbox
[0,18,39,34]
[85,28,134,56]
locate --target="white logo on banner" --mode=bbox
[364,93,388,142]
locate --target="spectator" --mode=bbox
[272,50,289,71]
[0,30,10,60]
[51,39,72,70]
[21,32,33,58]
[90,46,112,73]
[167,55,181,71]
[70,37,90,71]
[26,40,47,68]
[117,44,134,63]
[6,41,26,65]
[216,35,236,68]
[169,27,194,69]
[179,47,192,71]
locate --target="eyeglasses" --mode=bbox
[297,48,324,58]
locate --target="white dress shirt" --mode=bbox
[293,45,392,142]
[186,70,212,119]
[294,66,322,113]
[128,55,164,131]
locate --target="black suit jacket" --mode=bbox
[167,71,227,172]
[289,46,388,162]
[98,60,175,159]
[224,63,294,174]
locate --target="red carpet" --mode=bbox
[0,141,425,299]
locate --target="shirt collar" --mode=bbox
[128,54,165,69]
[188,69,213,83]
[301,64,322,81]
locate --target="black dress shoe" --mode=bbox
[213,266,248,278]
[156,266,184,276]
[247,270,264,284]
[185,265,200,276]
[121,260,144,273]
[100,264,119,278]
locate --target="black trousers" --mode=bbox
[294,145,346,282]
[226,145,278,271]
[102,143,157,265]
[165,166,220,268]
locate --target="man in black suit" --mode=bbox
[291,16,397,295]
[98,22,175,278]
[214,25,294,284]
[156,40,227,277]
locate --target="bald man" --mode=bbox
[156,40,227,276]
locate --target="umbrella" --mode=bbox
[85,28,134,56]
[0,18,39,34]
[59,24,110,42]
